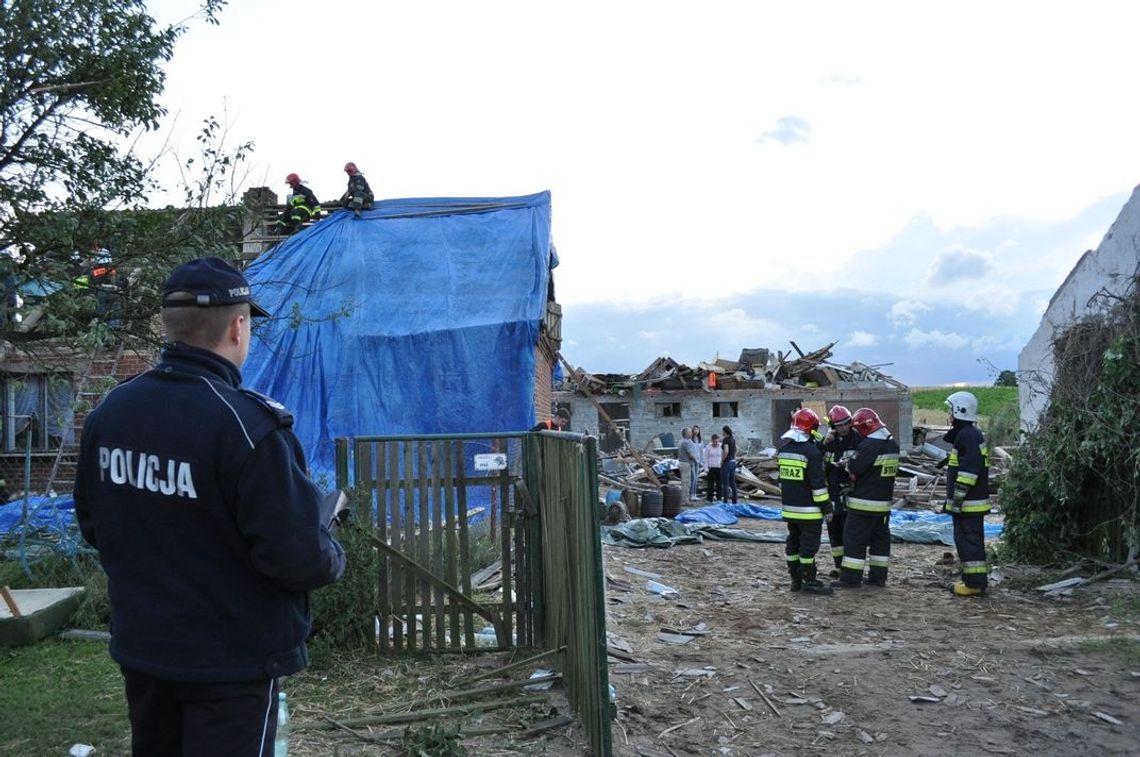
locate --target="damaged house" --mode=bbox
[557,342,913,455]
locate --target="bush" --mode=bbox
[1000,285,1140,563]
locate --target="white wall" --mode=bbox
[1019,184,1140,430]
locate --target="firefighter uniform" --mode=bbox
[839,430,899,587]
[276,181,321,235]
[944,421,991,590]
[778,432,832,593]
[822,428,860,573]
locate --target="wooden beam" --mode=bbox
[557,353,663,488]
[369,536,506,646]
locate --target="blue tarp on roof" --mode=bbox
[241,191,554,479]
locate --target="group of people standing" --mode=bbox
[776,393,991,598]
[677,425,739,504]
[274,161,376,235]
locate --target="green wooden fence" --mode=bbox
[336,431,612,755]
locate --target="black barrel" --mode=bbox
[640,489,663,518]
[661,484,684,517]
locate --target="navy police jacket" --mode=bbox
[74,342,346,683]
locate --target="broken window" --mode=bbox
[655,402,682,418]
[712,401,739,418]
[1,373,75,451]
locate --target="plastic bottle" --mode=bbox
[274,691,289,757]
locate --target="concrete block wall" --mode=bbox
[558,387,913,454]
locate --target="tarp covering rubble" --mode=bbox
[241,192,555,477]
[604,504,1003,547]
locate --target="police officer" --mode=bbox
[778,408,833,595]
[943,391,991,596]
[835,408,898,589]
[73,256,346,756]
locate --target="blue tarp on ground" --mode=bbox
[677,502,1004,546]
[241,192,554,480]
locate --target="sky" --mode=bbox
[142,1,1140,386]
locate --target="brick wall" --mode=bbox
[0,343,159,496]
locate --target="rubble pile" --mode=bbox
[560,342,905,395]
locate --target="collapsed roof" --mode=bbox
[561,341,908,394]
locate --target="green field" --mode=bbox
[910,386,1020,445]
[911,386,1017,419]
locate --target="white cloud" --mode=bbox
[927,244,993,286]
[849,330,878,346]
[761,115,811,145]
[637,330,660,341]
[904,328,969,350]
[889,300,930,325]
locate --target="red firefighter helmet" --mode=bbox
[344,161,359,175]
[791,407,820,433]
[285,172,300,186]
[851,407,884,436]
[827,405,852,426]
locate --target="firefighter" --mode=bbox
[777,408,833,595]
[943,391,991,596]
[340,162,374,218]
[835,408,898,589]
[822,405,860,577]
[531,407,570,431]
[275,173,321,235]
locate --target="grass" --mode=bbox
[911,386,1018,419]
[0,638,130,756]
[1079,638,1140,667]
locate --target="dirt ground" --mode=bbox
[288,515,1139,756]
[599,517,1140,757]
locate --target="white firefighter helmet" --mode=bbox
[945,391,978,422]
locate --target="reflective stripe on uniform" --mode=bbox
[782,506,823,521]
[847,496,890,513]
[956,471,978,486]
[962,561,988,574]
[841,556,865,571]
[868,554,889,567]
[798,556,815,566]
[831,546,844,558]
[960,499,991,513]
[786,554,799,564]
[812,487,829,504]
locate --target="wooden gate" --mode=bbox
[335,433,534,652]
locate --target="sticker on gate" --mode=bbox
[474,453,508,471]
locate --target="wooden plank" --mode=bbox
[499,460,513,649]
[402,440,416,652]
[432,440,446,650]
[1,586,22,617]
[380,444,394,652]
[389,441,404,650]
[418,441,431,649]
[457,440,474,647]
[444,441,460,647]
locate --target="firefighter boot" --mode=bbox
[830,555,842,578]
[952,581,984,597]
[801,564,833,596]
[788,562,802,593]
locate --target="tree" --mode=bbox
[994,369,1017,387]
[0,0,238,354]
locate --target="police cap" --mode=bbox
[162,257,270,318]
